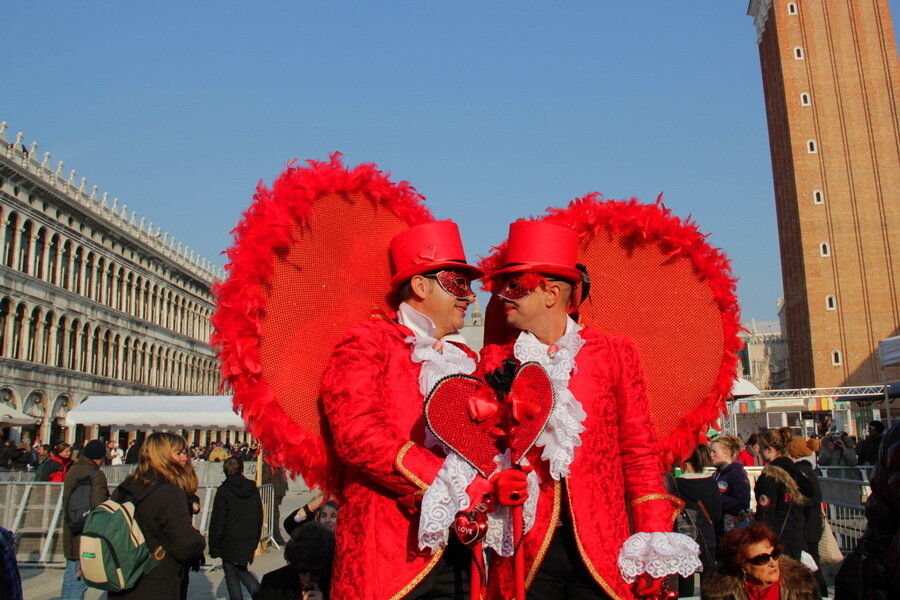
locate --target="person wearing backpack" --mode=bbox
[671,444,723,597]
[61,439,109,600]
[108,432,205,599]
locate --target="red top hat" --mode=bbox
[389,220,484,289]
[489,220,582,281]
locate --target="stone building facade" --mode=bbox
[738,318,790,391]
[0,123,235,447]
[748,0,900,387]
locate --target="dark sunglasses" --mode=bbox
[747,548,782,566]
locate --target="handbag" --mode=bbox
[818,516,843,565]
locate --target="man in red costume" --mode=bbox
[482,221,700,600]
[320,220,497,599]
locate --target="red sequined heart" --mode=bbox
[453,511,488,547]
[425,363,554,476]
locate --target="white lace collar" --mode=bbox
[397,302,467,346]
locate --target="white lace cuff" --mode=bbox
[484,453,539,557]
[418,452,478,553]
[617,532,702,583]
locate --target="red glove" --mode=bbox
[464,475,494,512]
[490,466,532,506]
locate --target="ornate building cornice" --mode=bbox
[747,0,773,44]
[0,121,225,285]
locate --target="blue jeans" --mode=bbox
[60,559,87,600]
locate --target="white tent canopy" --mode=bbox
[0,404,38,427]
[879,335,900,368]
[66,396,245,430]
[731,377,761,398]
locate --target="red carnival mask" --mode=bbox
[426,270,475,300]
[494,273,547,301]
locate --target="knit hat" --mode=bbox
[82,439,106,460]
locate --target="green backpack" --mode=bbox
[79,493,164,591]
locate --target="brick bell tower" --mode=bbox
[747,0,900,387]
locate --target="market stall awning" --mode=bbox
[66,396,245,430]
[0,404,38,427]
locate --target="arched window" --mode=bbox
[17,220,32,273]
[788,3,797,15]
[80,323,90,371]
[2,212,16,267]
[116,268,126,311]
[831,350,842,366]
[826,295,836,310]
[72,247,84,294]
[12,303,26,359]
[820,242,831,257]
[41,310,54,364]
[55,316,67,367]
[91,328,101,374]
[794,47,804,59]
[102,330,112,377]
[33,228,47,279]
[126,273,134,315]
[106,262,116,308]
[27,306,41,362]
[800,93,810,106]
[813,190,824,204]
[807,139,818,153]
[60,240,73,289]
[84,253,95,300]
[48,234,60,285]
[68,319,80,369]
[0,298,10,357]
[112,334,121,378]
[95,257,105,301]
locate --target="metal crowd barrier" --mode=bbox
[0,460,259,486]
[1,481,274,567]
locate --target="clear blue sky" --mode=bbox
[6,2,898,322]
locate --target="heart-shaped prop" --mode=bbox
[425,375,504,477]
[453,511,489,547]
[424,363,555,477]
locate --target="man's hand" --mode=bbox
[490,466,532,506]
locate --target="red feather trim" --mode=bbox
[211,153,433,493]
[479,193,742,470]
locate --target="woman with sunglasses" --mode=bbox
[702,522,819,600]
[109,432,205,599]
[755,428,816,561]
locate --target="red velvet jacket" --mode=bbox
[320,316,475,600]
[484,329,681,600]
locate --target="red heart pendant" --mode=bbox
[453,511,488,547]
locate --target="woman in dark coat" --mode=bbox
[109,433,205,600]
[786,436,828,597]
[37,442,72,482]
[755,428,816,561]
[710,435,752,531]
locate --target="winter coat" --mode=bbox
[701,556,819,600]
[208,474,263,566]
[714,460,752,515]
[62,455,109,560]
[834,421,900,600]
[674,474,723,570]
[108,470,205,600]
[41,454,72,482]
[794,461,824,554]
[754,457,815,560]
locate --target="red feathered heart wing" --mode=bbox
[508,362,554,464]
[481,195,742,469]
[212,154,433,493]
[425,375,505,478]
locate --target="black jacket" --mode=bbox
[108,470,205,600]
[208,474,263,566]
[674,474,723,566]
[754,456,815,560]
